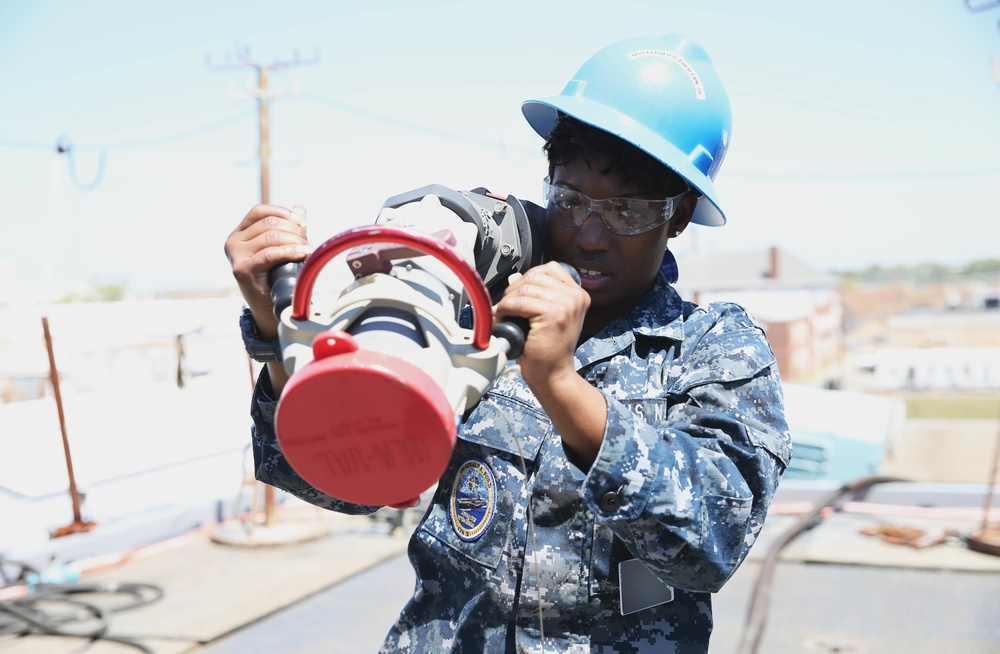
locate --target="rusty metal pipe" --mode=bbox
[42,316,96,538]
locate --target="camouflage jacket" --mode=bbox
[251,274,792,653]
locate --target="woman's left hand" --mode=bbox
[494,261,590,388]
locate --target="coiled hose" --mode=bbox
[1,555,164,653]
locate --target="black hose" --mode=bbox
[0,556,164,653]
[735,475,908,654]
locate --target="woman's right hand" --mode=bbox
[224,204,313,340]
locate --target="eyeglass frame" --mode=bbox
[541,177,690,236]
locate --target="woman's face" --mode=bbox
[546,155,694,335]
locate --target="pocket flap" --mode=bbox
[668,328,776,395]
[460,380,550,462]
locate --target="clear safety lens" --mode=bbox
[542,179,687,235]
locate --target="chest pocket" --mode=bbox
[585,355,673,429]
[416,387,550,570]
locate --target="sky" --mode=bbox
[1,0,999,299]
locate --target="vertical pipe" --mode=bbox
[43,316,95,536]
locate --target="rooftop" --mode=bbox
[675,246,838,292]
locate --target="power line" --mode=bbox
[3,85,994,183]
[0,108,255,152]
[299,91,1000,179]
[56,138,106,192]
[297,91,529,154]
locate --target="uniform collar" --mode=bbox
[575,274,686,367]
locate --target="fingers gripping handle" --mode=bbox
[492,262,581,359]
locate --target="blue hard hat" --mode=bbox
[522,34,732,226]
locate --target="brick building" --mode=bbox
[674,246,843,383]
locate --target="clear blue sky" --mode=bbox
[2,0,999,297]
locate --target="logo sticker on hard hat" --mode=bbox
[627,49,706,100]
[450,459,497,541]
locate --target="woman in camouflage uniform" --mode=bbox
[226,34,791,654]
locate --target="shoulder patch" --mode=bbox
[449,459,497,541]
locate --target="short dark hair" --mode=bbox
[543,114,688,196]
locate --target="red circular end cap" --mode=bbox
[275,349,456,506]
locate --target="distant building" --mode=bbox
[872,347,1000,390]
[864,309,1000,391]
[674,246,843,383]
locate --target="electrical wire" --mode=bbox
[0,108,254,194]
[297,91,537,156]
[56,137,107,192]
[5,97,997,183]
[0,108,254,153]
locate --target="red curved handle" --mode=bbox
[292,225,493,350]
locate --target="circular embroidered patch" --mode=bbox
[449,459,497,542]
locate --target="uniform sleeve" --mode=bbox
[250,367,381,515]
[581,305,791,593]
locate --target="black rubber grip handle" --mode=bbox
[269,262,303,321]
[492,320,528,359]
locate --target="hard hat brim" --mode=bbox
[522,97,726,227]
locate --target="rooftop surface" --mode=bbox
[2,493,999,653]
[3,300,1000,653]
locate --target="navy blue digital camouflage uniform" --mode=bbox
[250,273,791,653]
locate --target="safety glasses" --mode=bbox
[542,178,688,236]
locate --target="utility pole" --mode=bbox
[208,46,319,205]
[209,46,328,547]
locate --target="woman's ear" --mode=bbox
[668,194,698,237]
